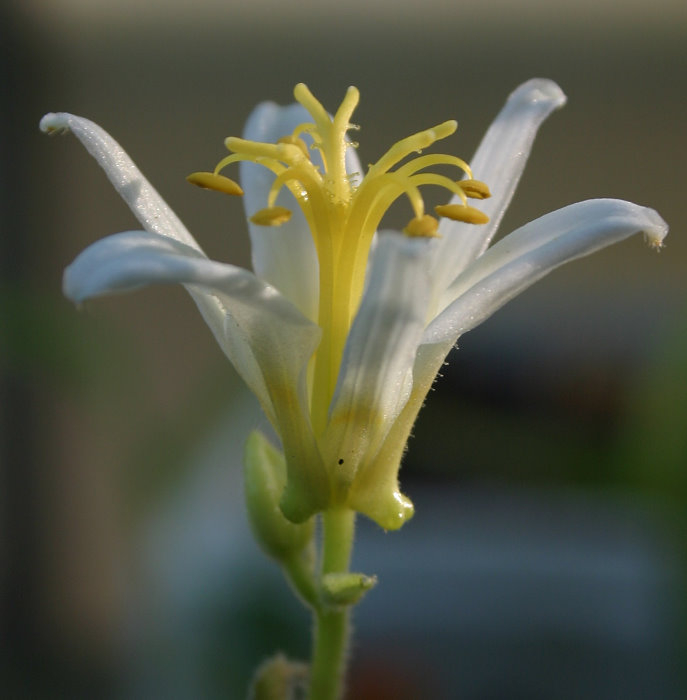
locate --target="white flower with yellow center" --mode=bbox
[41,80,667,530]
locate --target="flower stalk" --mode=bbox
[310,508,356,700]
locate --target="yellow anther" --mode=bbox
[459,179,491,200]
[404,214,440,238]
[277,135,310,160]
[435,203,490,225]
[250,206,292,227]
[186,171,244,196]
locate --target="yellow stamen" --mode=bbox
[250,206,292,226]
[435,203,490,224]
[409,173,471,203]
[404,215,440,238]
[193,84,491,435]
[369,121,458,177]
[277,135,310,159]
[459,179,491,200]
[186,171,243,196]
[395,153,473,179]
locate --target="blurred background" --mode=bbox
[2,0,686,697]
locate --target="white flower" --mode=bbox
[41,80,668,530]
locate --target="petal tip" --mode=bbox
[40,112,68,134]
[510,78,567,111]
[640,206,669,249]
[362,490,415,532]
[62,265,84,304]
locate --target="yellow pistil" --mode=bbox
[190,84,489,434]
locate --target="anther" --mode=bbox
[459,180,491,200]
[250,206,292,226]
[404,215,441,238]
[186,172,244,196]
[435,204,490,224]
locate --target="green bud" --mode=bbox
[244,431,315,561]
[248,653,308,700]
[321,572,377,608]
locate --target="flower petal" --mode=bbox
[40,112,201,250]
[240,101,363,321]
[64,230,206,301]
[426,199,669,346]
[40,112,238,380]
[323,232,434,504]
[64,230,329,520]
[431,79,567,311]
[347,340,447,531]
[241,103,319,321]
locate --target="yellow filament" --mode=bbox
[408,173,471,204]
[266,169,308,207]
[395,153,472,179]
[375,173,426,219]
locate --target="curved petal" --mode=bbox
[323,232,434,503]
[64,231,329,520]
[240,102,364,321]
[431,79,567,312]
[64,230,208,301]
[426,199,669,346]
[40,111,235,375]
[40,112,201,250]
[348,341,448,531]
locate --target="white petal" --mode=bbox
[323,232,434,498]
[426,199,669,345]
[347,341,448,531]
[63,230,209,301]
[240,102,364,321]
[240,103,320,320]
[40,112,201,250]
[41,112,235,386]
[64,230,325,512]
[431,79,567,310]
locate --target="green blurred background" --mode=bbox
[2,0,686,697]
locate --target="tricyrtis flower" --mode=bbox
[42,80,667,530]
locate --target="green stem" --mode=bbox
[308,508,356,700]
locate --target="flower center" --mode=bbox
[188,84,489,432]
